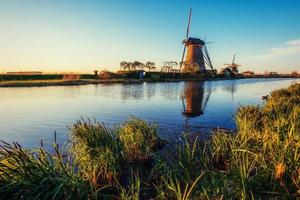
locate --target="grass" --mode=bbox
[0,79,143,87]
[0,138,96,199]
[211,83,300,199]
[117,117,159,161]
[0,83,299,199]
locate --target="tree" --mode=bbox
[144,62,156,72]
[291,71,298,77]
[132,61,144,71]
[120,61,129,71]
[161,61,178,72]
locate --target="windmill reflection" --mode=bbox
[181,82,212,126]
[222,80,237,100]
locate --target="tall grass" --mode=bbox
[0,139,96,199]
[70,119,122,185]
[211,83,300,199]
[117,117,158,161]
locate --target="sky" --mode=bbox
[0,0,299,73]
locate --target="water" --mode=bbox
[0,78,299,148]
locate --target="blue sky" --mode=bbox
[0,0,299,73]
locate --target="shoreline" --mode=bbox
[0,76,298,88]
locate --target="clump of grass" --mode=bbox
[69,116,163,198]
[117,117,158,161]
[118,173,141,200]
[0,139,95,199]
[163,172,206,200]
[69,119,122,185]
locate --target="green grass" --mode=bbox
[117,117,158,161]
[0,83,299,199]
[211,83,300,199]
[0,138,96,199]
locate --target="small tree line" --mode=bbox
[120,61,155,72]
[120,61,180,72]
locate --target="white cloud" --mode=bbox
[259,38,300,58]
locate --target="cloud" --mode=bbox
[259,38,300,58]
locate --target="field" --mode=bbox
[0,83,299,199]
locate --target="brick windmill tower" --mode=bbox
[180,9,214,73]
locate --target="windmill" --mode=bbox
[180,8,214,73]
[224,54,242,74]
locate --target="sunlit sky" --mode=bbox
[0,0,299,73]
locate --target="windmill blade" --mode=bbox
[186,8,192,38]
[232,54,236,65]
[180,46,187,71]
[180,8,192,71]
[203,54,212,70]
[202,87,212,112]
[205,45,213,70]
[203,44,213,70]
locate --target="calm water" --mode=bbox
[0,78,299,148]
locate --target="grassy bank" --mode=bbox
[0,71,216,87]
[0,84,299,199]
[0,76,298,88]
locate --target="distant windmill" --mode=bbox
[180,8,214,73]
[224,54,242,74]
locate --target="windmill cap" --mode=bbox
[182,37,205,45]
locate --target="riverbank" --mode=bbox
[0,76,298,88]
[0,79,143,87]
[0,83,299,199]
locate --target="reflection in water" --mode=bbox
[0,78,298,149]
[120,84,144,100]
[160,83,180,101]
[144,83,156,100]
[181,82,212,118]
[222,80,237,99]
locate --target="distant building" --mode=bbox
[220,67,234,78]
[242,71,255,76]
[6,71,43,75]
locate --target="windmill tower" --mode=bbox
[180,9,213,73]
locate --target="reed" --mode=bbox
[0,139,96,199]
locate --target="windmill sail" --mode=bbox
[180,8,192,71]
[203,44,213,70]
